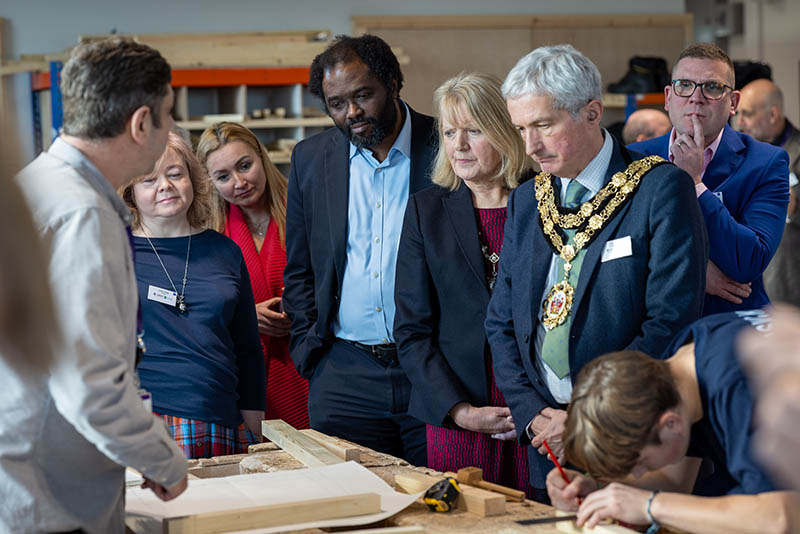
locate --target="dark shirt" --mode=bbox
[134,230,265,428]
[662,310,777,496]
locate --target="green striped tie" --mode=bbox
[540,179,589,379]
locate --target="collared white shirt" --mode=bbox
[334,102,412,344]
[534,130,614,404]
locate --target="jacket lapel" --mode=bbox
[702,125,744,192]
[324,132,350,287]
[530,192,555,327]
[443,183,487,292]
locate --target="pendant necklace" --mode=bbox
[145,233,191,313]
[478,230,500,291]
[247,215,270,238]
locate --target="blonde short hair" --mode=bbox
[120,131,218,231]
[431,72,530,191]
[196,122,288,245]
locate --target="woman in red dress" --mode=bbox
[197,122,309,429]
[394,73,535,496]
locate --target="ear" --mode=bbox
[729,90,741,116]
[768,105,781,125]
[663,84,672,113]
[657,410,684,437]
[129,105,152,146]
[585,99,603,125]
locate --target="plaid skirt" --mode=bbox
[156,412,259,459]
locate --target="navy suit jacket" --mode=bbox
[393,181,501,426]
[283,105,437,379]
[630,125,790,314]
[485,138,708,487]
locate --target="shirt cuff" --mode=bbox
[695,182,708,198]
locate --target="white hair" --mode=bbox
[502,44,602,116]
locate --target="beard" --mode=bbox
[339,95,398,149]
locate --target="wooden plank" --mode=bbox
[393,471,505,517]
[555,509,638,533]
[163,492,380,534]
[261,419,343,468]
[353,14,692,31]
[300,428,362,462]
[456,467,525,502]
[332,527,425,534]
[79,30,331,45]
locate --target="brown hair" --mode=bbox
[431,72,530,191]
[196,122,288,245]
[0,174,57,372]
[564,350,680,479]
[120,130,218,231]
[674,43,735,86]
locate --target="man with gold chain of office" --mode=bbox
[485,44,709,502]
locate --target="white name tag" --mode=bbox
[601,236,632,263]
[147,284,177,307]
[713,191,724,203]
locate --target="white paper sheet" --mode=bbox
[125,461,423,534]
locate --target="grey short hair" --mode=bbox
[502,44,602,116]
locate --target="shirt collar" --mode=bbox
[561,129,614,196]
[349,101,412,165]
[48,137,133,225]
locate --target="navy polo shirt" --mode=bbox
[661,310,776,496]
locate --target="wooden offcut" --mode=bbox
[393,471,506,517]
[457,466,526,502]
[163,492,381,534]
[261,419,343,468]
[300,428,362,462]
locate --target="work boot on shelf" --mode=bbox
[608,57,669,94]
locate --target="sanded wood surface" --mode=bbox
[300,428,362,462]
[457,466,526,502]
[163,493,380,534]
[262,419,343,468]
[394,471,506,517]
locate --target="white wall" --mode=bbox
[729,0,800,127]
[2,0,685,172]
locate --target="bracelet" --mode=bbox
[644,490,661,534]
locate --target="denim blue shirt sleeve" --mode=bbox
[333,102,413,344]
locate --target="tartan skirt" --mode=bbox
[156,412,259,459]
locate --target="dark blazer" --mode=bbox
[630,124,789,314]
[485,137,708,487]
[283,104,438,379]
[393,181,494,427]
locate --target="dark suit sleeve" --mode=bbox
[283,146,323,379]
[485,188,550,445]
[627,166,708,356]
[394,194,470,426]
[699,149,789,282]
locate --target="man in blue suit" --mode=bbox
[486,44,708,499]
[282,35,436,465]
[630,43,789,315]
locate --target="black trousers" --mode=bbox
[307,339,427,466]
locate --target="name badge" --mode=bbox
[601,236,632,263]
[147,284,177,307]
[713,191,724,203]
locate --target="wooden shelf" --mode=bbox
[602,93,665,108]
[177,116,332,130]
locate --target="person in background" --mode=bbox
[197,122,308,430]
[622,108,672,145]
[486,44,707,502]
[547,310,800,534]
[394,72,533,494]
[736,78,800,308]
[630,43,789,314]
[120,131,265,458]
[14,38,187,532]
[283,34,437,465]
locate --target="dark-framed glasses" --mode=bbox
[671,79,733,101]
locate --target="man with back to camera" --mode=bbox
[630,43,790,314]
[12,38,187,533]
[546,309,800,534]
[282,34,436,465]
[485,44,707,501]
[736,78,800,308]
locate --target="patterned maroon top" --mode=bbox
[426,207,533,497]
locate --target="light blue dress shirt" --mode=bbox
[333,102,412,344]
[534,130,613,403]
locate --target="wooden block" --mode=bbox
[456,466,525,502]
[394,471,505,517]
[300,428,361,462]
[456,466,483,484]
[393,471,439,494]
[164,492,380,534]
[261,419,343,468]
[247,441,278,453]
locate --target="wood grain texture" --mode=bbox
[261,419,343,468]
[394,471,506,517]
[300,428,362,462]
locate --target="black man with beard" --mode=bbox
[282,34,436,464]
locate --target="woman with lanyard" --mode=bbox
[197,122,308,430]
[120,130,265,459]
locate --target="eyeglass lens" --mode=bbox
[672,80,728,100]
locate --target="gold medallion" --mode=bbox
[542,279,575,330]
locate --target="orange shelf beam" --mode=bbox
[32,66,312,91]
